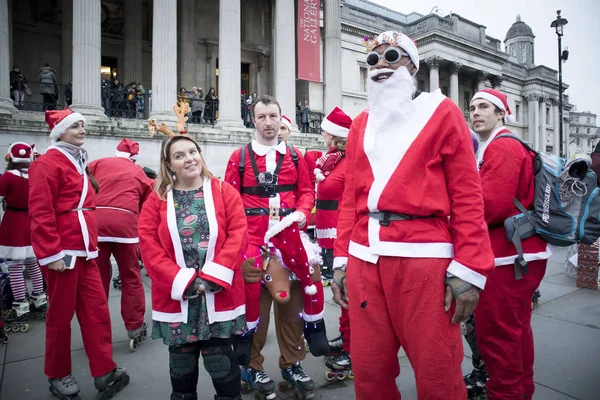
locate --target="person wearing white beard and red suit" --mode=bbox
[88,138,153,348]
[28,109,129,399]
[470,89,551,400]
[333,31,495,399]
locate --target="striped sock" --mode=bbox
[24,258,45,294]
[7,261,27,301]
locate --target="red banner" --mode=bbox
[297,0,321,83]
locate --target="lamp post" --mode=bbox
[551,10,568,157]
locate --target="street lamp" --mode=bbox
[551,10,568,157]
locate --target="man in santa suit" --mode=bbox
[224,95,323,397]
[470,89,550,400]
[88,138,153,346]
[333,31,495,399]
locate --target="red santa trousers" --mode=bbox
[44,258,116,379]
[475,260,546,400]
[97,242,146,331]
[347,255,466,400]
[244,244,325,331]
[339,306,351,352]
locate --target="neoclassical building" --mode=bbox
[0,0,577,176]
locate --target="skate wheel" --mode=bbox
[277,381,293,392]
[325,371,335,381]
[3,325,9,332]
[20,323,29,332]
[129,339,136,352]
[240,381,253,394]
[264,393,277,400]
[11,324,19,332]
[347,373,354,380]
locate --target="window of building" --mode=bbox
[515,103,521,123]
[588,117,591,124]
[576,138,580,145]
[359,66,368,92]
[441,86,448,96]
[463,91,471,111]
[546,107,551,125]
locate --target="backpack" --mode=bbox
[498,134,600,278]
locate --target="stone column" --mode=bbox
[71,0,105,118]
[539,96,547,153]
[216,0,243,128]
[449,62,461,105]
[274,0,298,128]
[150,0,178,121]
[527,94,540,150]
[0,0,15,115]
[61,0,73,85]
[477,71,488,91]
[123,0,143,84]
[426,57,441,92]
[179,0,197,89]
[324,0,342,114]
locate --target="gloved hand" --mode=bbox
[241,258,262,283]
[444,276,480,324]
[184,277,203,299]
[331,269,348,309]
[294,211,307,229]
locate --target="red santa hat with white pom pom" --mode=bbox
[471,89,516,124]
[264,214,318,296]
[115,138,140,161]
[6,142,33,163]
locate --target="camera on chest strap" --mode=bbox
[258,172,277,198]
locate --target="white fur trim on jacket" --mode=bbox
[202,261,234,286]
[171,268,197,301]
[333,256,348,271]
[321,117,349,138]
[300,232,323,266]
[314,168,325,182]
[50,112,86,141]
[264,212,301,242]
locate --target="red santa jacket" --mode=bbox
[303,149,322,230]
[315,157,346,249]
[333,91,494,288]
[139,177,247,323]
[0,170,35,259]
[224,140,315,246]
[88,157,153,243]
[28,147,98,265]
[479,127,550,266]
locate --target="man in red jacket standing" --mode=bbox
[470,89,551,400]
[88,138,153,350]
[333,31,495,399]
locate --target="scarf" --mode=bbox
[315,148,344,182]
[55,141,88,170]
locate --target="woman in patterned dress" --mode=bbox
[139,135,247,400]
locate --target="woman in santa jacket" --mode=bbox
[28,109,130,400]
[138,133,247,400]
[0,143,47,332]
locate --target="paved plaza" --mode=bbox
[0,248,598,399]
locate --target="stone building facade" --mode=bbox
[569,111,600,156]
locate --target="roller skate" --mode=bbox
[464,367,489,400]
[532,289,541,310]
[112,275,121,290]
[30,291,48,320]
[304,319,329,357]
[326,335,343,358]
[49,374,81,399]
[3,300,30,332]
[279,362,315,399]
[94,367,130,400]
[128,322,148,352]
[0,329,8,346]
[240,366,277,400]
[325,351,353,381]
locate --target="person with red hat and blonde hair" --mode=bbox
[469,89,550,400]
[28,109,130,399]
[0,142,48,333]
[88,138,153,351]
[334,31,495,399]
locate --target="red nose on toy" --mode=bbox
[278,292,288,299]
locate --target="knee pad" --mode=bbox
[233,332,253,366]
[169,351,198,378]
[201,345,238,382]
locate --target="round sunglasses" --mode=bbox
[366,47,409,67]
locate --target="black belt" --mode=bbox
[316,199,339,211]
[241,185,295,196]
[368,211,435,227]
[6,206,28,212]
[244,208,296,217]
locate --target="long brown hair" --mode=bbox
[155,135,213,200]
[332,136,347,152]
[86,167,100,193]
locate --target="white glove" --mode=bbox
[294,211,307,229]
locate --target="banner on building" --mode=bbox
[297,0,321,83]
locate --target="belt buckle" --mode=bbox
[269,206,281,221]
[379,212,391,227]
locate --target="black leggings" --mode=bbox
[169,338,241,398]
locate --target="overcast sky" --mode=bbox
[370,0,600,120]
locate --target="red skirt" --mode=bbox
[0,210,34,260]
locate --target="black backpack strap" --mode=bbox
[494,134,537,154]
[287,143,298,168]
[510,198,533,280]
[247,142,262,186]
[238,144,247,181]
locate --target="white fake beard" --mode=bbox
[367,66,416,125]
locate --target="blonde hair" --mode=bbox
[154,135,214,200]
[332,136,347,152]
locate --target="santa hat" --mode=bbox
[264,214,318,296]
[45,109,86,142]
[281,115,292,130]
[471,89,516,124]
[6,142,32,163]
[321,107,352,138]
[115,138,140,160]
[368,31,420,72]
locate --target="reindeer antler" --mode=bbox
[173,102,190,134]
[148,119,175,138]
